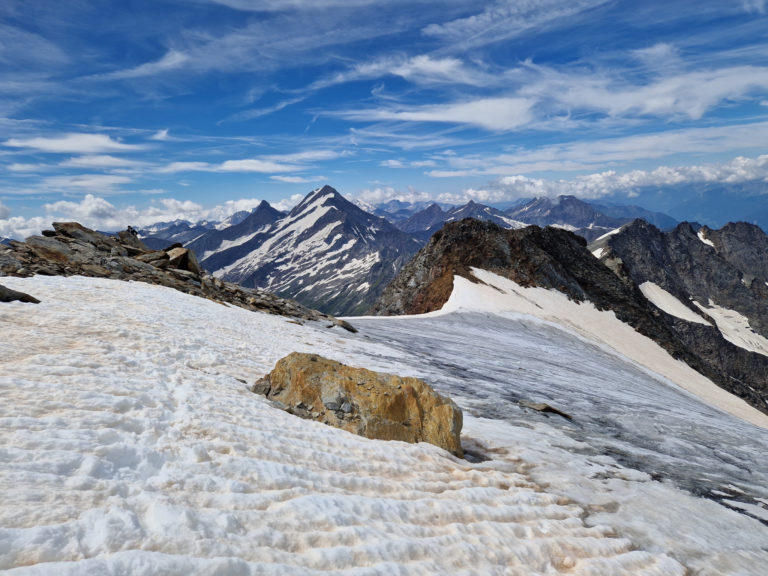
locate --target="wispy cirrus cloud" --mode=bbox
[4,133,143,154]
[339,97,534,131]
[60,155,146,169]
[423,0,610,48]
[101,50,190,80]
[423,120,768,177]
[43,174,134,193]
[156,149,341,174]
[270,175,324,183]
[522,63,768,121]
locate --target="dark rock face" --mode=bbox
[373,218,768,414]
[252,352,463,456]
[196,186,422,316]
[0,222,353,330]
[596,220,768,338]
[0,283,39,303]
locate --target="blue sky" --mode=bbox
[1,0,768,237]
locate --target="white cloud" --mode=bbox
[0,200,10,219]
[742,0,766,13]
[106,50,190,80]
[155,151,338,175]
[0,216,47,241]
[425,121,768,176]
[60,155,144,169]
[313,55,491,90]
[438,154,768,205]
[272,193,304,212]
[266,150,341,162]
[353,186,432,205]
[342,97,534,131]
[522,64,768,121]
[0,194,276,240]
[156,161,213,174]
[270,175,313,183]
[43,174,133,192]
[8,163,45,172]
[218,159,301,173]
[4,133,142,154]
[423,0,609,48]
[151,129,170,141]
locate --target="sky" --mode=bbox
[1,0,768,238]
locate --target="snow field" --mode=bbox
[638,281,709,325]
[441,268,768,428]
[1,276,688,575]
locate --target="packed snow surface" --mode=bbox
[693,299,768,357]
[639,281,710,325]
[2,275,768,575]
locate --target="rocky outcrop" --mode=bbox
[0,283,39,304]
[252,352,463,456]
[0,222,355,330]
[594,220,768,338]
[372,218,768,415]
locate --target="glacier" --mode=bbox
[1,274,767,575]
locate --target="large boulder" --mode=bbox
[253,352,463,456]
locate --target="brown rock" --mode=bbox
[253,352,463,456]
[166,247,203,276]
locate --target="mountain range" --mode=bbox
[136,187,682,315]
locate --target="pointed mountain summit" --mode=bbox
[186,200,284,259]
[198,185,422,316]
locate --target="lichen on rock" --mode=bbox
[252,352,463,456]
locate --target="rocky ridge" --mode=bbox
[0,221,354,330]
[373,218,768,413]
[594,220,768,338]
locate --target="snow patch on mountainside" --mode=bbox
[199,227,265,261]
[639,282,710,325]
[442,268,768,429]
[694,300,768,357]
[697,229,715,247]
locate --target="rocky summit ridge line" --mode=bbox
[372,218,768,414]
[0,221,354,331]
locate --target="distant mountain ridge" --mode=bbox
[397,200,525,241]
[190,185,422,316]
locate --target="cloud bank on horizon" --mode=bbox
[1,0,767,237]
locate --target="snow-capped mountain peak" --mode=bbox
[194,186,421,315]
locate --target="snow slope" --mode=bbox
[694,299,768,356]
[2,275,767,574]
[639,281,710,325]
